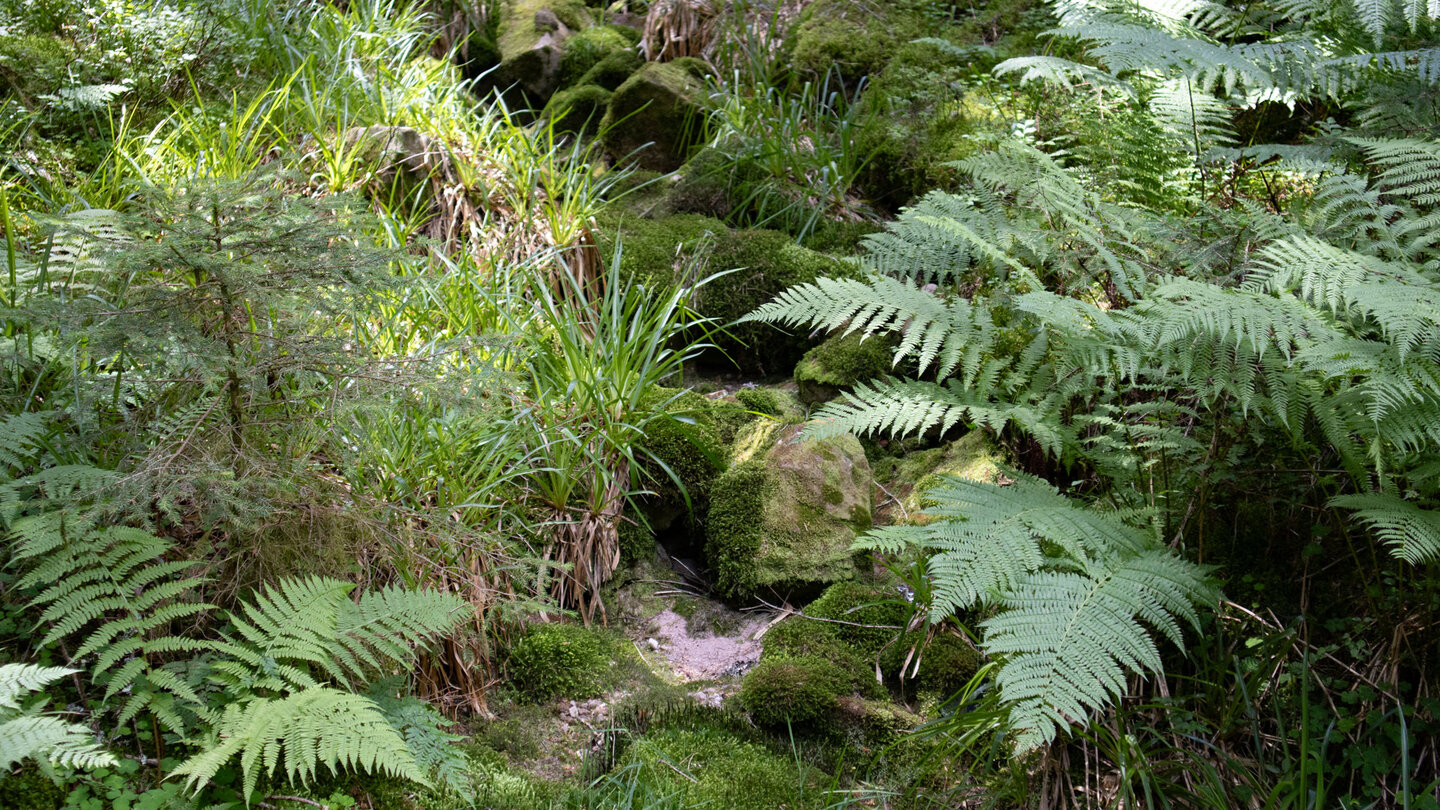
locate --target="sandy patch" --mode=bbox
[646,608,770,681]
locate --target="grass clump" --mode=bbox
[505,623,614,703]
[739,655,849,731]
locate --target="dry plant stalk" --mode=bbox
[542,466,627,626]
[641,0,719,61]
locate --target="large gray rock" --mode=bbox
[706,422,873,600]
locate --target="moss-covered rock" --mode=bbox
[805,580,910,659]
[613,728,812,808]
[836,695,923,746]
[905,631,982,698]
[734,386,805,421]
[738,655,849,730]
[706,422,872,600]
[543,83,612,135]
[491,0,596,103]
[789,0,927,87]
[794,331,894,405]
[505,622,615,702]
[556,24,638,86]
[761,616,885,698]
[700,228,859,373]
[575,46,644,90]
[888,431,1005,522]
[600,58,709,172]
[634,386,728,532]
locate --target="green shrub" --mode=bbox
[738,655,849,730]
[506,623,612,702]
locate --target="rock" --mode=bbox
[491,0,596,103]
[544,84,613,135]
[706,422,873,600]
[535,7,561,31]
[600,58,709,172]
[794,331,894,406]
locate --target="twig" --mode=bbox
[259,797,328,810]
[657,757,698,783]
[753,596,903,631]
[874,480,909,522]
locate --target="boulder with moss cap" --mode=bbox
[600,58,709,171]
[706,421,872,601]
[490,0,596,103]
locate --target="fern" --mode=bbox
[864,474,1215,749]
[170,687,428,798]
[0,664,117,772]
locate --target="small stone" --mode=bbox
[534,8,561,31]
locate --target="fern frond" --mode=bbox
[1331,492,1440,563]
[984,549,1215,749]
[171,688,428,798]
[0,664,117,772]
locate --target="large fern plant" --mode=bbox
[0,664,117,775]
[1,421,470,799]
[745,14,1440,745]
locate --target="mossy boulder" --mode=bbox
[597,214,857,373]
[557,24,639,86]
[789,0,927,87]
[505,622,615,702]
[836,695,923,746]
[794,330,894,405]
[491,0,596,103]
[805,580,910,659]
[699,228,859,373]
[761,616,885,699]
[734,387,805,421]
[706,422,872,600]
[634,386,728,532]
[614,728,812,808]
[600,58,709,172]
[738,655,849,730]
[543,83,612,135]
[888,431,1005,522]
[576,47,644,90]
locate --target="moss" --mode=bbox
[505,623,615,702]
[600,60,708,171]
[801,218,886,255]
[761,617,885,699]
[597,212,727,289]
[806,581,911,658]
[738,655,849,730]
[705,459,769,600]
[0,765,65,810]
[734,387,805,421]
[634,385,728,531]
[543,83,612,135]
[492,0,595,102]
[907,631,982,698]
[613,728,812,809]
[699,228,861,373]
[617,518,657,564]
[891,431,1004,521]
[795,330,894,405]
[789,0,927,86]
[556,24,636,87]
[575,46,643,90]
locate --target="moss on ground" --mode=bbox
[612,727,815,809]
[505,623,623,702]
[805,580,911,659]
[762,616,885,699]
[739,655,850,731]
